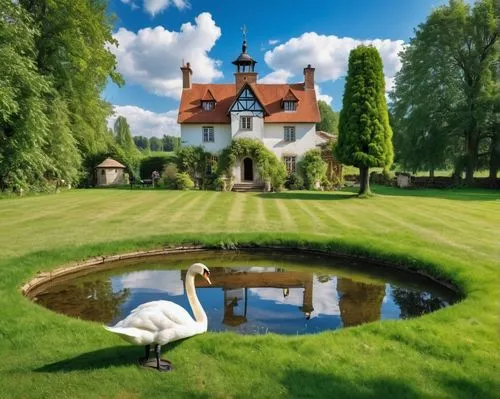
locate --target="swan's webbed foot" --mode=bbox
[139,344,173,372]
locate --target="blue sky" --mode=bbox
[105,0,451,137]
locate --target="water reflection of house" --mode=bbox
[337,278,385,327]
[181,267,314,326]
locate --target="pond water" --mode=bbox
[31,250,459,335]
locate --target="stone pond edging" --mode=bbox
[21,243,461,299]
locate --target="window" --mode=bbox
[201,101,215,111]
[284,126,296,142]
[283,156,296,174]
[283,101,297,112]
[202,126,214,142]
[240,116,252,130]
[101,169,105,175]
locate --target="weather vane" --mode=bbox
[241,24,247,42]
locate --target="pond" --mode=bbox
[31,250,459,335]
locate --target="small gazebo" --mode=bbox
[96,158,126,186]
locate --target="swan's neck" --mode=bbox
[185,272,207,328]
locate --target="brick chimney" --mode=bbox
[180,62,192,89]
[303,64,315,90]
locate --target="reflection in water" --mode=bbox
[33,253,457,335]
[35,280,129,322]
[338,278,385,327]
[392,287,449,318]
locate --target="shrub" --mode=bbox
[298,149,327,190]
[176,146,217,190]
[176,146,206,179]
[140,154,177,179]
[321,175,333,191]
[161,163,178,189]
[370,170,395,186]
[285,173,304,190]
[174,172,194,190]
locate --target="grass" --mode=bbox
[0,186,499,398]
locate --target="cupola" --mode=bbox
[233,26,258,91]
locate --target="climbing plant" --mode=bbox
[218,138,287,190]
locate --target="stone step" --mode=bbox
[232,183,265,192]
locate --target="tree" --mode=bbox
[0,0,51,191]
[162,135,181,152]
[134,136,150,151]
[336,46,394,195]
[391,0,498,183]
[113,116,140,174]
[317,101,339,134]
[390,41,460,176]
[20,0,123,183]
[149,137,164,152]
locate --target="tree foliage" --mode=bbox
[0,0,51,191]
[0,0,122,191]
[336,45,393,195]
[317,101,339,134]
[391,0,498,182]
[113,116,140,174]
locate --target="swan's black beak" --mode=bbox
[203,270,212,285]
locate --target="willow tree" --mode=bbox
[336,46,393,195]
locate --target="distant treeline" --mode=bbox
[134,135,181,152]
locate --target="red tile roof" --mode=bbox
[201,89,216,101]
[178,82,320,124]
[282,88,299,102]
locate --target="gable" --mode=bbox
[228,85,265,116]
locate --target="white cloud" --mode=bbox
[114,270,184,296]
[120,0,139,10]
[121,0,188,15]
[108,105,180,138]
[264,32,404,92]
[258,69,294,84]
[315,84,333,105]
[144,0,189,16]
[111,12,222,99]
[268,39,280,46]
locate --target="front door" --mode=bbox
[243,158,253,181]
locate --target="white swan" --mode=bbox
[104,262,211,371]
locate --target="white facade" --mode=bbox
[180,117,317,183]
[180,123,232,152]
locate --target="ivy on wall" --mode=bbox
[217,138,287,190]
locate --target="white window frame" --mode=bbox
[240,116,252,130]
[284,126,296,142]
[283,101,297,112]
[283,156,296,174]
[202,126,214,142]
[202,101,215,111]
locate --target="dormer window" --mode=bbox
[201,101,215,111]
[282,89,299,112]
[283,101,297,112]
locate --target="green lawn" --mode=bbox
[0,187,499,398]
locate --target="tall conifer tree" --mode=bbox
[336,45,393,195]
